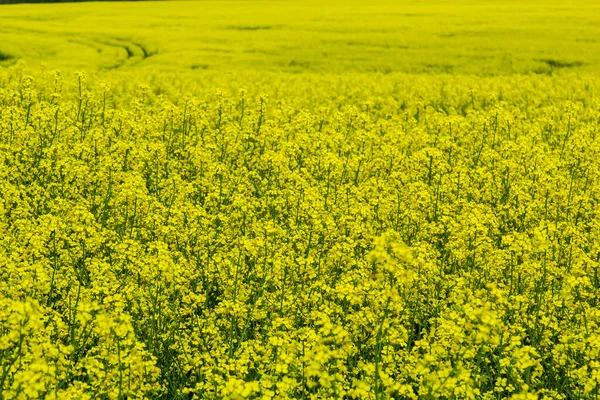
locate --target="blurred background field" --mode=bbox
[0,0,599,75]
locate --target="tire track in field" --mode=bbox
[0,23,156,70]
[77,37,157,70]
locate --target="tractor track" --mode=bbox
[0,23,156,70]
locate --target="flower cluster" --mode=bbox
[0,65,599,399]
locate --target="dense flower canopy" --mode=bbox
[0,65,599,399]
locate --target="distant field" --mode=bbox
[0,0,599,75]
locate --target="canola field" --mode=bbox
[1,1,600,399]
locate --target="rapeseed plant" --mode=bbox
[0,64,599,399]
